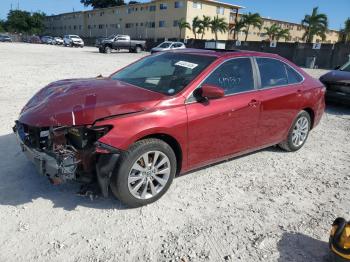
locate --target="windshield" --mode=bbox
[111,52,216,95]
[340,61,350,72]
[71,35,80,39]
[158,42,172,48]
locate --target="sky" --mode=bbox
[0,0,349,30]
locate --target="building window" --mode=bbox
[149,5,156,11]
[159,20,166,27]
[127,8,133,14]
[126,23,134,28]
[193,2,202,9]
[150,22,155,28]
[173,20,179,27]
[160,3,167,10]
[99,24,104,29]
[79,25,82,30]
[140,22,144,26]
[73,25,77,30]
[174,1,184,8]
[216,7,224,15]
[100,12,104,16]
[141,7,144,11]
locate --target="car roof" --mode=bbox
[171,48,283,59]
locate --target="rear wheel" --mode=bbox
[278,110,311,152]
[110,139,176,207]
[135,46,142,53]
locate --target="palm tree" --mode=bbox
[276,28,290,42]
[177,18,191,41]
[192,16,203,39]
[231,19,246,40]
[301,7,328,43]
[210,15,228,41]
[241,12,263,41]
[264,24,280,41]
[343,18,350,42]
[199,15,211,40]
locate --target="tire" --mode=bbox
[104,46,112,54]
[110,138,177,207]
[135,46,142,53]
[278,110,311,152]
[99,47,104,53]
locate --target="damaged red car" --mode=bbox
[14,49,325,207]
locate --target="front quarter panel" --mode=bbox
[95,101,189,172]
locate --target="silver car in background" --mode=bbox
[63,35,84,47]
[150,41,186,54]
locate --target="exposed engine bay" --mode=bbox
[13,122,120,197]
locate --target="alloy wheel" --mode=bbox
[127,151,171,199]
[292,116,309,147]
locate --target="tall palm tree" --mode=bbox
[210,15,228,41]
[264,24,280,41]
[192,16,203,39]
[276,28,290,41]
[343,18,350,42]
[200,15,211,40]
[241,12,263,41]
[301,7,328,43]
[177,18,191,41]
[231,19,246,40]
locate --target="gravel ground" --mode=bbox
[0,43,349,262]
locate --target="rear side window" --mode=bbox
[257,58,303,88]
[203,58,255,95]
[285,64,303,84]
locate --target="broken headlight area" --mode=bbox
[13,122,118,192]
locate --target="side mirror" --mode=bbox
[195,84,224,101]
[334,65,341,70]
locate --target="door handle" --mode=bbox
[248,99,260,107]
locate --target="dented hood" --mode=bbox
[19,78,165,127]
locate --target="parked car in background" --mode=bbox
[319,60,350,105]
[98,35,146,53]
[0,34,12,42]
[29,36,41,44]
[53,37,63,45]
[14,49,325,207]
[41,36,54,44]
[63,35,84,47]
[150,41,186,54]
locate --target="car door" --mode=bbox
[115,36,129,49]
[254,57,304,146]
[186,57,260,168]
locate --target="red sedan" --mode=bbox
[14,49,325,207]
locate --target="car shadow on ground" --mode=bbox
[277,232,331,262]
[0,133,127,211]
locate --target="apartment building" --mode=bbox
[44,0,242,41]
[44,0,339,43]
[231,15,340,43]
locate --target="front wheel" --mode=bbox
[104,46,112,54]
[278,110,311,152]
[110,139,177,207]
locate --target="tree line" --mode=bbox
[0,10,46,34]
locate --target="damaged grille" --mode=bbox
[14,121,111,183]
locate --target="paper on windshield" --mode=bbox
[175,61,198,69]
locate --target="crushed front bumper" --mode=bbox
[13,123,78,183]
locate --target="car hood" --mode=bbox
[19,78,165,127]
[320,70,350,84]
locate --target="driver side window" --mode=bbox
[202,58,255,95]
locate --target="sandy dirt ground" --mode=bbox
[0,43,349,262]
